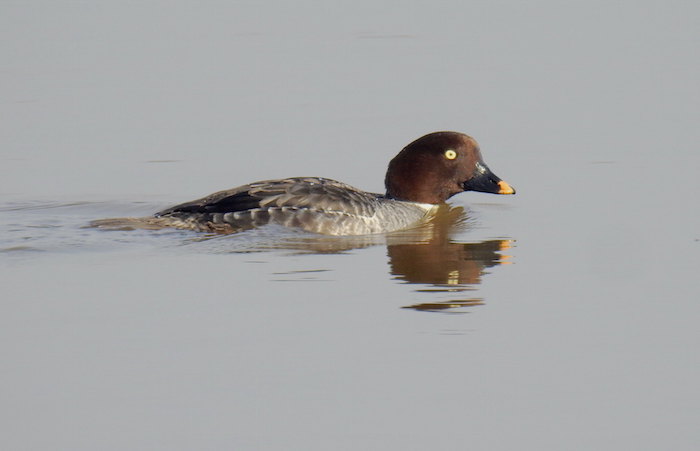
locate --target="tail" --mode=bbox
[88,217,173,231]
[88,214,237,233]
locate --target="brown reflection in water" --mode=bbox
[389,239,509,286]
[402,298,485,312]
[385,206,514,313]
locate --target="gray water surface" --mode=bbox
[2,1,699,450]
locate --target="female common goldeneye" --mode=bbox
[92,131,515,235]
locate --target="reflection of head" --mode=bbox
[390,234,514,313]
[388,239,512,286]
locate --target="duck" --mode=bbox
[92,131,515,236]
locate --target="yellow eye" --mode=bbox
[444,149,457,160]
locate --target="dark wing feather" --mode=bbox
[156,190,261,215]
[155,184,262,216]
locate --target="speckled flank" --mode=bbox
[151,194,436,235]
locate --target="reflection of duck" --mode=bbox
[91,131,514,235]
[395,239,513,312]
[383,207,513,312]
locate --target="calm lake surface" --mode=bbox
[2,1,699,450]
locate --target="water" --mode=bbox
[2,1,699,450]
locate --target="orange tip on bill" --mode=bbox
[497,180,516,195]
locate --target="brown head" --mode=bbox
[385,131,515,204]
